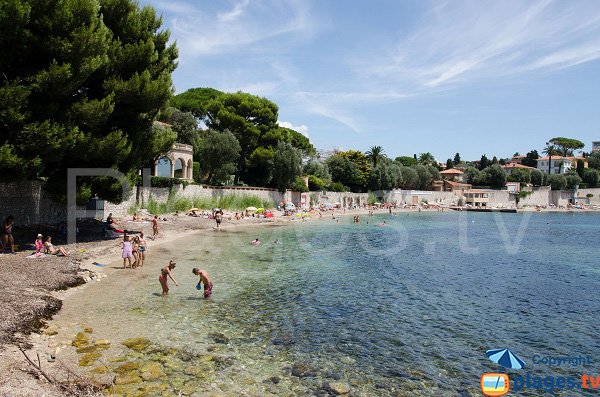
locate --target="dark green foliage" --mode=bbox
[395,156,417,167]
[0,0,178,202]
[326,155,362,192]
[547,174,567,190]
[170,87,223,119]
[480,164,507,188]
[198,129,240,185]
[329,182,347,192]
[400,166,419,189]
[522,150,539,168]
[307,175,328,191]
[530,169,543,186]
[565,173,582,189]
[151,176,182,188]
[583,168,599,187]
[576,159,585,178]
[272,141,302,193]
[453,153,461,164]
[509,169,531,184]
[291,176,308,193]
[368,162,402,191]
[192,161,201,183]
[365,146,385,168]
[479,155,490,170]
[463,167,481,185]
[549,137,585,157]
[446,159,454,169]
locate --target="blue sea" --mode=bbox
[55,211,600,396]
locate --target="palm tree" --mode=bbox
[366,146,385,168]
[543,143,557,175]
[418,152,436,166]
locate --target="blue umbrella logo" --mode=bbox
[486,348,526,370]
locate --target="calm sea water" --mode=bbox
[55,212,600,396]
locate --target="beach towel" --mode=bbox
[27,253,48,259]
[93,262,107,267]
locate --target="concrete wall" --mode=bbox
[308,191,369,207]
[104,184,291,217]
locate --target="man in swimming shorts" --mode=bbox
[192,268,213,298]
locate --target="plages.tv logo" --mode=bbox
[480,348,526,397]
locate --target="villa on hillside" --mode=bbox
[502,162,536,176]
[439,168,465,182]
[432,179,472,192]
[536,156,587,174]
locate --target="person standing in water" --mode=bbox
[215,210,223,229]
[159,260,178,295]
[192,268,213,298]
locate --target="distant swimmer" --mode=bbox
[251,238,261,246]
[378,221,387,227]
[192,268,213,298]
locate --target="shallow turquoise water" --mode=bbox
[57,212,600,396]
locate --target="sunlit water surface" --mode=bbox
[53,212,600,396]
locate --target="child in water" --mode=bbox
[192,268,213,298]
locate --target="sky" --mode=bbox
[144,0,600,162]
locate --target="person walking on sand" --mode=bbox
[121,235,133,268]
[152,215,159,240]
[215,210,223,229]
[192,268,213,298]
[159,260,179,295]
[2,215,15,254]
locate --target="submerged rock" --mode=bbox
[208,332,230,344]
[290,362,319,378]
[115,361,140,375]
[114,373,142,385]
[140,362,166,381]
[78,352,101,367]
[122,337,152,352]
[325,382,351,395]
[71,332,89,348]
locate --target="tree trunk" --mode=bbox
[548,155,551,174]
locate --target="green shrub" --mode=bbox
[151,176,180,188]
[587,193,594,198]
[291,177,309,192]
[329,182,347,192]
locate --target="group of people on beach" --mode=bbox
[120,232,146,268]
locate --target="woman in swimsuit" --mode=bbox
[131,236,140,268]
[138,231,147,267]
[44,236,69,256]
[2,215,15,254]
[159,260,178,295]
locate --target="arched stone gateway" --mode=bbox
[153,143,194,180]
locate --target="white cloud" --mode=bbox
[361,0,600,90]
[217,0,250,22]
[161,0,315,57]
[278,121,309,137]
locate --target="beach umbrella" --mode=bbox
[284,202,296,209]
[486,349,526,369]
[188,208,201,212]
[246,206,257,212]
[256,207,265,213]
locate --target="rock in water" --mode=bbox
[325,382,351,395]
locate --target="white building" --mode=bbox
[536,156,587,174]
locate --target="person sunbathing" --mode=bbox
[44,236,69,256]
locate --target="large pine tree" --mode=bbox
[0,0,178,202]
